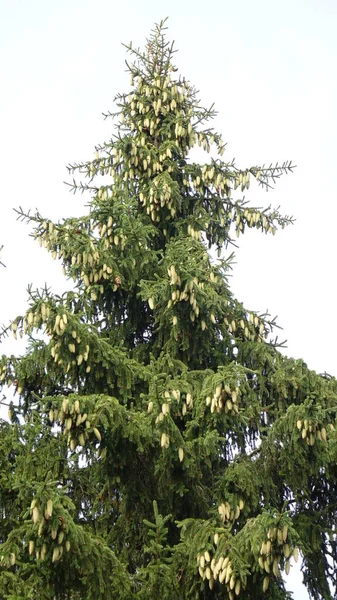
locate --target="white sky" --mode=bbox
[1,1,337,597]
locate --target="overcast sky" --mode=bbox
[1,1,337,597]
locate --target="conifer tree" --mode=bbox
[1,19,337,600]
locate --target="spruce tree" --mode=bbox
[1,19,337,600]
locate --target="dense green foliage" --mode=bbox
[1,20,337,600]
